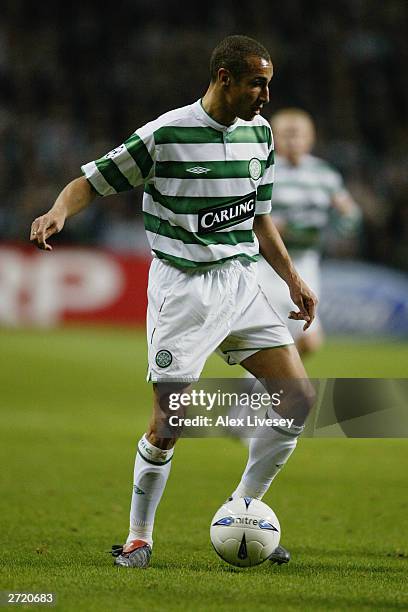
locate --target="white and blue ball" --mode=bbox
[210,497,281,567]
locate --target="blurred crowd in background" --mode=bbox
[1,0,407,269]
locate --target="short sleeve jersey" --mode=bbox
[81,100,274,269]
[271,154,348,251]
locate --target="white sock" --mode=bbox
[126,434,174,547]
[230,407,304,500]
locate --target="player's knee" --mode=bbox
[287,380,316,424]
[301,381,316,414]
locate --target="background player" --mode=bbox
[261,108,361,357]
[227,109,360,440]
[29,36,317,569]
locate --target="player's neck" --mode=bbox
[201,88,237,127]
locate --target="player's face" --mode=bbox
[227,57,273,121]
[272,115,315,164]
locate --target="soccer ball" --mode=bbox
[210,497,281,567]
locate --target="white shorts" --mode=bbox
[257,249,321,340]
[147,257,294,382]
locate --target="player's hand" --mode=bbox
[30,211,66,251]
[288,279,318,331]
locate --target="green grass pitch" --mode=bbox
[0,327,407,611]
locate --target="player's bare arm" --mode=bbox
[253,214,318,330]
[30,176,95,251]
[331,191,359,217]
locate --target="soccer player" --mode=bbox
[261,108,361,356]
[30,36,317,569]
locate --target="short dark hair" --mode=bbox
[210,35,271,82]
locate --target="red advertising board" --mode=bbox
[0,245,151,326]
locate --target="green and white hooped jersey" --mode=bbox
[81,100,274,269]
[271,154,347,252]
